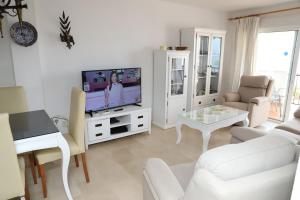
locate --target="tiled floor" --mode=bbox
[27,125,232,200]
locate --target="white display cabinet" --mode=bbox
[153,50,189,129]
[181,28,226,111]
[85,106,151,149]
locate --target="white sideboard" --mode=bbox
[85,106,151,149]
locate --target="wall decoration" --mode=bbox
[10,21,38,47]
[59,11,75,49]
[0,0,28,38]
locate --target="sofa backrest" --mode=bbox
[195,134,297,181]
[183,134,298,200]
[238,75,272,103]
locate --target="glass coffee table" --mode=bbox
[176,105,249,152]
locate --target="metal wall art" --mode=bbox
[0,0,28,38]
[59,11,75,49]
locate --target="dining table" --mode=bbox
[9,110,73,200]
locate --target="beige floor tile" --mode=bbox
[26,124,232,199]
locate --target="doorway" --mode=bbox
[253,30,300,121]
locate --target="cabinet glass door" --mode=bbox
[195,35,209,96]
[170,57,185,96]
[209,36,222,94]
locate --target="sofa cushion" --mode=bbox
[195,134,296,181]
[240,75,269,89]
[276,118,300,136]
[238,87,266,103]
[171,162,195,190]
[230,127,268,142]
[223,102,248,111]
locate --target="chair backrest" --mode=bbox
[69,87,86,153]
[238,75,273,103]
[0,86,28,114]
[0,113,24,199]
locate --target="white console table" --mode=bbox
[85,106,151,148]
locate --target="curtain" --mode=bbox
[228,17,260,91]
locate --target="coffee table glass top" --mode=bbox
[180,105,248,125]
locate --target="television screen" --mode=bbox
[82,68,141,112]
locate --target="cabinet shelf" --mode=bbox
[171,68,184,71]
[171,83,183,85]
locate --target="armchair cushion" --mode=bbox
[195,134,296,181]
[223,92,240,102]
[223,102,248,111]
[250,96,270,105]
[238,87,266,103]
[144,158,184,200]
[294,107,300,118]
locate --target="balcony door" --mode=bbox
[254,30,300,121]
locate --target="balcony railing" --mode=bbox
[292,74,300,105]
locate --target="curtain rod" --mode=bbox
[229,6,300,20]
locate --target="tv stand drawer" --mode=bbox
[88,119,110,141]
[132,111,149,131]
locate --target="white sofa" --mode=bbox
[143,134,299,200]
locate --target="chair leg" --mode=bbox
[74,155,79,167]
[28,153,37,184]
[39,164,47,198]
[81,153,90,183]
[25,171,30,200]
[37,164,41,178]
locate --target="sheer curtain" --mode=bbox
[228,17,260,91]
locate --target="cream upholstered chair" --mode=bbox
[0,86,28,114]
[35,87,89,198]
[143,133,299,200]
[0,86,38,184]
[0,113,29,200]
[222,75,274,127]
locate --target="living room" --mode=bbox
[0,0,299,199]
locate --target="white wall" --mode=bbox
[32,0,227,117]
[0,19,15,87]
[1,0,45,111]
[222,1,300,93]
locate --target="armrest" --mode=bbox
[250,96,270,105]
[223,92,240,102]
[144,158,184,200]
[294,107,300,118]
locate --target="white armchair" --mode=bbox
[143,134,298,200]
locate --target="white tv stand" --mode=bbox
[85,105,151,149]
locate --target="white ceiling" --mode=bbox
[163,0,297,11]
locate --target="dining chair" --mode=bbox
[0,86,28,114]
[0,113,30,200]
[35,87,90,198]
[0,86,38,184]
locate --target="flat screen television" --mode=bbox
[82,68,141,112]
